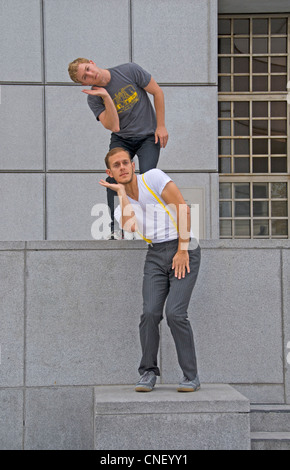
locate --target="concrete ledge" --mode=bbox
[0,239,282,252]
[95,384,250,450]
[0,239,289,449]
[95,383,250,414]
[25,240,147,250]
[23,239,290,250]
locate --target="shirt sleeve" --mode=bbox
[128,63,151,89]
[87,94,105,121]
[144,169,172,197]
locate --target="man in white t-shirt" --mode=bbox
[99,147,201,392]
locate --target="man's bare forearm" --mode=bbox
[153,89,168,147]
[100,94,120,132]
[153,88,166,128]
[117,188,137,232]
[177,204,191,252]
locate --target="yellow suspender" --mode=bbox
[136,174,179,243]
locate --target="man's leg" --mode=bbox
[105,175,118,235]
[107,135,136,237]
[136,134,160,173]
[138,246,169,377]
[165,244,201,381]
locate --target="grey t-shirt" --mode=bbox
[87,63,157,138]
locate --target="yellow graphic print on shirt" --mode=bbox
[113,84,139,114]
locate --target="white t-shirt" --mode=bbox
[114,169,192,244]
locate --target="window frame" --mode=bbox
[218,13,290,239]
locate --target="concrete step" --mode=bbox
[250,406,290,450]
[250,405,290,432]
[94,383,250,450]
[251,432,290,450]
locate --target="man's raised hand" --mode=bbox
[82,87,109,98]
[99,179,125,195]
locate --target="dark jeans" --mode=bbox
[107,133,160,232]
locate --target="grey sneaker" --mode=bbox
[135,371,156,392]
[177,374,200,392]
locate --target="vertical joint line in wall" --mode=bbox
[43,85,47,240]
[41,0,47,239]
[40,0,45,84]
[43,86,47,240]
[209,174,212,239]
[280,248,286,403]
[93,387,96,448]
[22,243,27,449]
[44,167,47,241]
[207,0,211,84]
[129,0,133,62]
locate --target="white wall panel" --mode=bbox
[46,86,109,170]
[0,86,44,170]
[160,86,218,171]
[0,174,44,240]
[132,0,217,84]
[0,0,42,82]
[44,0,131,83]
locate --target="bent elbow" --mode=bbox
[102,120,120,133]
[112,124,120,133]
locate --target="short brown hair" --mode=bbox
[68,58,90,83]
[105,147,131,169]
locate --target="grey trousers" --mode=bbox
[139,239,201,380]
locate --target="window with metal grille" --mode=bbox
[218,15,289,238]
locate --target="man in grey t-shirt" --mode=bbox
[68,58,169,238]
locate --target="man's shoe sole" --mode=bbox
[177,385,200,392]
[135,385,153,392]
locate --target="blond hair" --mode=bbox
[68,57,90,83]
